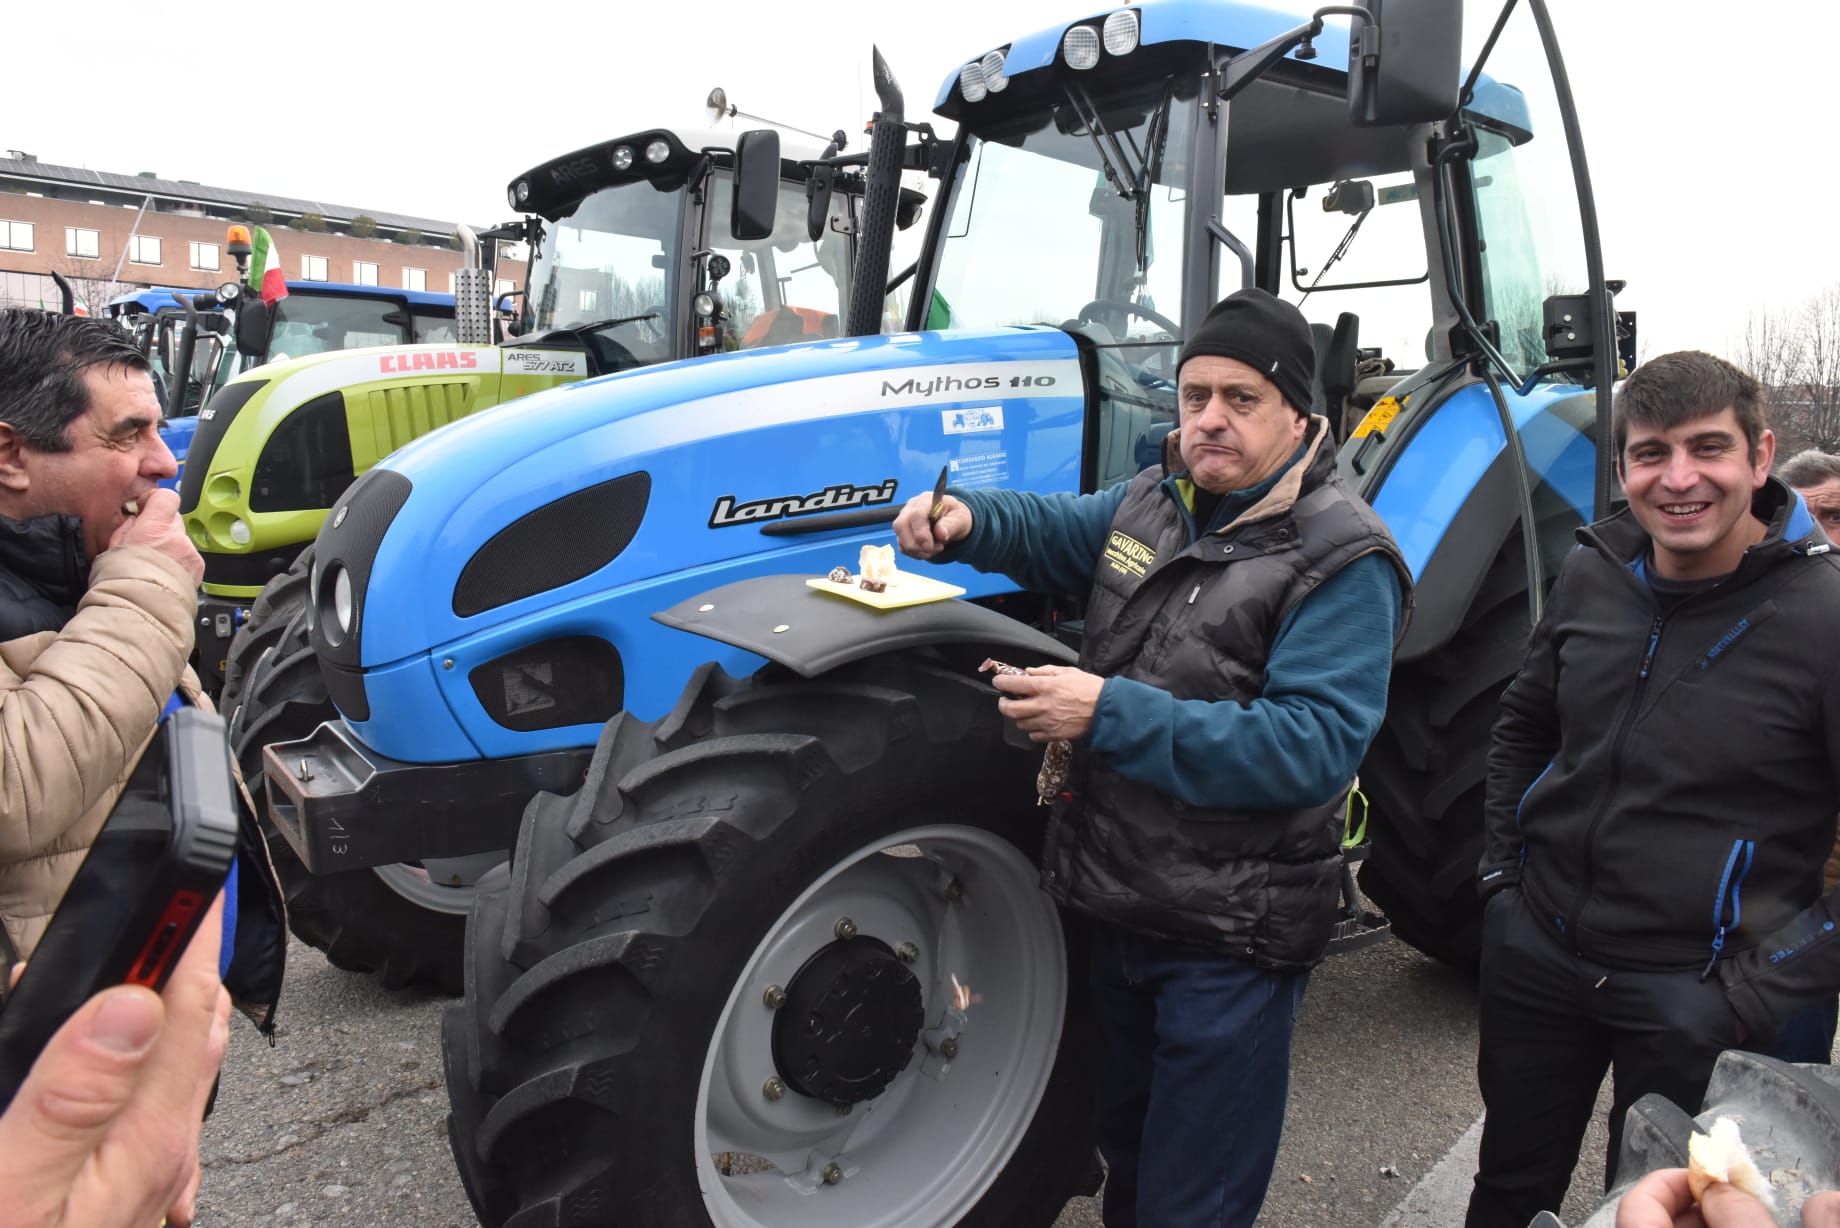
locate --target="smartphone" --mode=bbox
[0,706,237,1110]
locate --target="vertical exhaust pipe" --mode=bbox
[845,47,904,338]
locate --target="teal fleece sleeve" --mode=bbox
[939,484,1130,594]
[1085,551,1404,809]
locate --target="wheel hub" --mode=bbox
[772,937,923,1106]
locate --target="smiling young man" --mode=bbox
[894,288,1410,1228]
[1466,351,1840,1228]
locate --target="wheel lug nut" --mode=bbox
[943,879,963,903]
[834,1103,852,1116]
[763,984,786,1009]
[940,1037,959,1059]
[834,917,857,940]
[822,1163,843,1185]
[895,942,918,963]
[762,1076,786,1101]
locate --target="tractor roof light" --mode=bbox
[644,138,671,165]
[225,224,252,259]
[1062,25,1101,70]
[958,60,988,103]
[509,180,530,210]
[980,49,1009,93]
[611,145,634,171]
[1102,10,1140,55]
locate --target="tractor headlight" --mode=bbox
[1063,25,1101,69]
[645,138,670,165]
[693,292,716,318]
[319,563,355,645]
[227,518,251,545]
[1102,10,1140,55]
[612,145,634,171]
[980,49,1008,93]
[958,61,988,103]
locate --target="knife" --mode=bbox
[928,463,950,523]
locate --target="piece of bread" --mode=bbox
[1687,1116,1777,1211]
[859,543,898,585]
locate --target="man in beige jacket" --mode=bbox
[0,308,207,958]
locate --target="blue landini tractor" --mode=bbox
[255,0,1627,1220]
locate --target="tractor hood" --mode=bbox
[308,327,1090,760]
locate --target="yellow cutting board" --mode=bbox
[805,572,966,610]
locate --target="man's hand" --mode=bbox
[990,665,1105,742]
[0,893,232,1228]
[892,492,972,560]
[109,487,204,585]
[1616,1168,1840,1228]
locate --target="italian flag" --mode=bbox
[247,227,288,305]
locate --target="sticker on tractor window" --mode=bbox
[949,450,1009,488]
[378,350,480,374]
[708,478,899,529]
[504,350,588,377]
[1352,396,1405,438]
[943,406,1003,435]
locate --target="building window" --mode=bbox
[301,254,328,281]
[353,261,378,286]
[1,221,33,252]
[66,228,100,259]
[578,289,597,313]
[402,267,426,292]
[189,241,220,272]
[496,279,515,297]
[129,235,161,265]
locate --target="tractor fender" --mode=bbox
[653,573,1077,679]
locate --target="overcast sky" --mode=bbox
[8,1,1833,358]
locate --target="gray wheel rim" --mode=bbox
[694,823,1066,1227]
[372,851,504,915]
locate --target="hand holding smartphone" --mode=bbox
[0,706,238,1110]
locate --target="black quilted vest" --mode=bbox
[1041,424,1409,968]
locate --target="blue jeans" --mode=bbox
[1089,920,1310,1228]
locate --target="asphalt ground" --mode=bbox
[197,927,1619,1227]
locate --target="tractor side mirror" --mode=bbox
[806,134,841,244]
[235,298,272,362]
[1346,0,1463,127]
[732,129,780,242]
[154,319,176,377]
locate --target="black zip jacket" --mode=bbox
[1478,478,1840,1039]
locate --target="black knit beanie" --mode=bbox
[1177,288,1316,416]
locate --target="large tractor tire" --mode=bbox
[223,548,492,994]
[1358,532,1536,974]
[1536,1050,1840,1227]
[443,653,1098,1228]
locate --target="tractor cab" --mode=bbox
[509,125,875,376]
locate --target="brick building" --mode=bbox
[0,152,499,311]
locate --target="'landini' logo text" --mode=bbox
[708,479,899,528]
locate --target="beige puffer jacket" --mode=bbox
[0,544,203,958]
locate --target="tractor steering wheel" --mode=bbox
[1076,298,1181,340]
[1076,299,1182,381]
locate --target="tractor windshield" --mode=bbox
[269,294,420,361]
[524,178,678,368]
[928,74,1198,361]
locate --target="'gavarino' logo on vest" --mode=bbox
[1104,531,1155,578]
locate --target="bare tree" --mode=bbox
[1789,284,1840,454]
[1732,304,1806,442]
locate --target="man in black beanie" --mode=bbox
[895,287,1410,1227]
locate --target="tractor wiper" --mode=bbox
[1133,84,1175,274]
[1060,80,1142,204]
[574,312,659,335]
